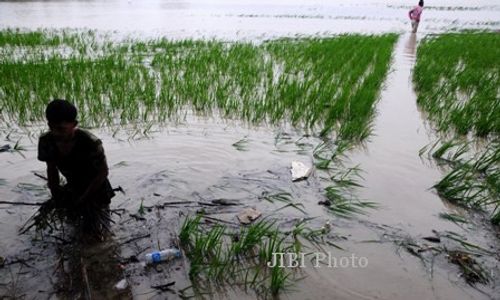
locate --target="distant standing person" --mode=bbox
[408,0,424,33]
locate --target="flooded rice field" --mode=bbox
[1,0,499,299]
[0,0,499,38]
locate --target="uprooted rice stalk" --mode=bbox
[372,226,493,286]
[19,196,113,238]
[447,250,491,285]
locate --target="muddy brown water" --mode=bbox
[1,0,500,299]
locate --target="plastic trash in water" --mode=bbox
[114,278,128,290]
[145,248,181,264]
[291,161,312,181]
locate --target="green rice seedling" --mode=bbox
[269,263,292,296]
[431,140,499,223]
[312,140,375,218]
[258,229,286,264]
[0,28,61,47]
[260,191,292,203]
[273,203,307,215]
[431,140,460,160]
[491,211,500,225]
[179,214,202,245]
[438,212,468,224]
[324,194,377,218]
[185,224,227,278]
[414,32,500,137]
[441,231,494,255]
[232,137,249,151]
[231,219,276,256]
[320,165,377,217]
[137,199,145,216]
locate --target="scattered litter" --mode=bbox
[0,144,11,153]
[237,208,262,225]
[151,279,175,291]
[211,199,240,206]
[114,279,128,290]
[422,236,441,243]
[318,200,331,207]
[291,161,312,181]
[321,221,331,234]
[145,248,181,264]
[129,213,146,221]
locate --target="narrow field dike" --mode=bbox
[413,32,500,137]
[0,30,397,142]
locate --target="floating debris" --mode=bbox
[318,200,332,207]
[447,250,490,285]
[422,236,441,243]
[151,279,175,291]
[114,278,128,290]
[237,207,262,224]
[211,199,241,206]
[0,144,11,153]
[291,161,313,181]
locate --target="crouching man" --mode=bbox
[38,99,115,238]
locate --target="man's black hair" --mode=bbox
[419,0,424,7]
[45,99,78,124]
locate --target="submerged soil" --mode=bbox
[1,1,499,299]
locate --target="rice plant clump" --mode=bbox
[428,140,499,224]
[413,32,500,137]
[179,216,293,298]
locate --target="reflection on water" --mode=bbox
[405,33,417,57]
[55,237,132,299]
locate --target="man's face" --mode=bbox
[49,121,76,141]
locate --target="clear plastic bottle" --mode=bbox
[145,248,182,264]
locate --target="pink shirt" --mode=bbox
[409,6,423,21]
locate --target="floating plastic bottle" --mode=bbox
[145,248,181,264]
